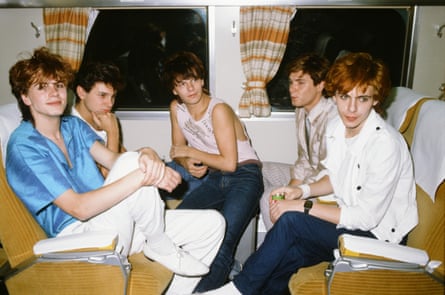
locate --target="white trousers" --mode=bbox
[59,152,225,295]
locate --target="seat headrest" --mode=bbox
[385,87,429,130]
[0,103,22,165]
[410,100,445,201]
[384,87,444,201]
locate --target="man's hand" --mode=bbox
[170,144,190,159]
[154,166,182,192]
[268,185,304,224]
[184,158,208,178]
[92,111,119,136]
[270,185,303,201]
[138,148,181,192]
[170,145,208,178]
[269,199,303,224]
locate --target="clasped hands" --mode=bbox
[269,185,306,224]
[170,144,208,178]
[138,148,181,192]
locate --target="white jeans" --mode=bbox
[59,152,225,295]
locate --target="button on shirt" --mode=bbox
[323,110,418,243]
[6,116,104,237]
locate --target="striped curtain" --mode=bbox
[43,8,91,71]
[239,6,296,117]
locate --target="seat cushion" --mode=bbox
[127,252,173,295]
[289,262,329,295]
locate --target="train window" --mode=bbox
[268,8,411,111]
[82,8,208,110]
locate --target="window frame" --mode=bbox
[267,6,415,111]
[4,0,437,117]
[81,6,211,112]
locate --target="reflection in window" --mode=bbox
[268,8,411,110]
[81,8,208,110]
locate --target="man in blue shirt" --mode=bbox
[6,47,225,295]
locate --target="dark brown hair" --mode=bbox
[161,51,209,100]
[286,53,331,87]
[73,61,125,104]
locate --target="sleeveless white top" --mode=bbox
[176,98,259,163]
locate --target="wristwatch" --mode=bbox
[304,200,313,215]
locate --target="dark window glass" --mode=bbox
[268,8,410,110]
[82,8,208,110]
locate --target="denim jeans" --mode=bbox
[233,211,378,295]
[173,163,264,292]
[164,161,208,200]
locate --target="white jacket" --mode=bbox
[323,110,418,243]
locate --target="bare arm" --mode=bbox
[269,199,341,225]
[170,103,239,172]
[92,112,126,177]
[169,100,208,178]
[90,140,120,170]
[289,178,303,186]
[269,175,340,224]
[53,142,181,221]
[53,167,146,221]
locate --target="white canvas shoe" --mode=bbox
[143,244,209,277]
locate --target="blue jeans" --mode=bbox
[174,163,264,292]
[233,211,378,295]
[164,161,208,200]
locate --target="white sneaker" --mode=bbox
[143,244,209,277]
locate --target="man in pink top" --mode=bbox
[161,51,264,293]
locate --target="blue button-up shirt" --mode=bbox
[6,116,104,237]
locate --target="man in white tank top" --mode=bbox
[161,51,264,293]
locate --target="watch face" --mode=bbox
[304,200,313,209]
[304,200,313,214]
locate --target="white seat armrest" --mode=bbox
[338,234,430,266]
[33,230,118,255]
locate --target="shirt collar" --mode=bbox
[330,109,385,155]
[306,98,332,123]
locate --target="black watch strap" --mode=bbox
[304,200,313,215]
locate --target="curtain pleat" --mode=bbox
[239,6,296,117]
[43,8,90,71]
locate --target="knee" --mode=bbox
[113,152,139,170]
[275,211,303,228]
[105,152,139,182]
